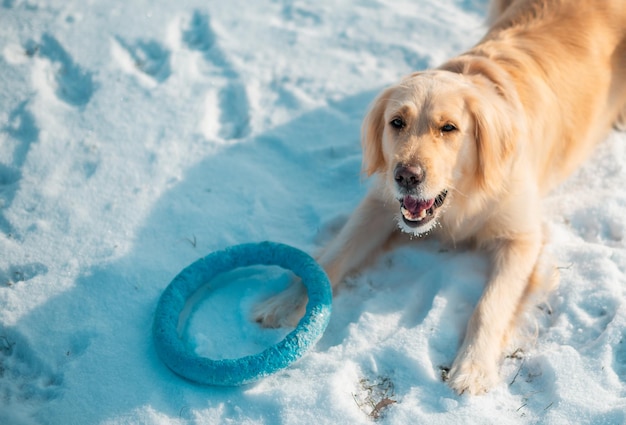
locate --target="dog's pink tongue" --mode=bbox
[403,196,434,213]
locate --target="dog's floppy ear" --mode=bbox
[361,87,396,176]
[442,57,521,195]
[466,88,518,195]
[446,58,521,196]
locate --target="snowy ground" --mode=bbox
[1,0,625,424]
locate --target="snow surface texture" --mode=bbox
[0,0,625,424]
[153,242,332,386]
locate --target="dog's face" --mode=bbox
[362,70,517,235]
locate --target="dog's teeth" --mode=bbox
[419,209,427,218]
[401,206,423,222]
[401,206,410,219]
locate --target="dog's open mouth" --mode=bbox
[399,190,448,228]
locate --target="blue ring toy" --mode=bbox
[153,241,332,386]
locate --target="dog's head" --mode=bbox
[362,68,519,235]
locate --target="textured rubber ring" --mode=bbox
[153,241,332,386]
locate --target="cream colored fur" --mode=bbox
[254,0,626,395]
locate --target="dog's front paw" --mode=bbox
[447,350,499,395]
[251,282,308,328]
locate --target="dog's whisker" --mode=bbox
[449,185,469,199]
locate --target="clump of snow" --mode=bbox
[1,0,625,424]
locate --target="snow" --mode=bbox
[1,0,625,423]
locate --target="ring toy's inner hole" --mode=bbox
[180,265,295,361]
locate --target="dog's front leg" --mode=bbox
[253,189,397,328]
[316,190,398,287]
[447,232,542,395]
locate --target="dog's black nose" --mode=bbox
[394,164,425,190]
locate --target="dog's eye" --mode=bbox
[390,117,406,130]
[441,123,457,133]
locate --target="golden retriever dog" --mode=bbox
[254,0,626,395]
